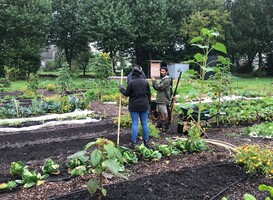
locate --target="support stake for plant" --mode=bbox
[117,69,123,146]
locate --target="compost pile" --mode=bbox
[0,101,272,200]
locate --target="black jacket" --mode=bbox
[120,74,151,112]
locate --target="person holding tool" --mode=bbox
[119,67,151,148]
[151,66,172,133]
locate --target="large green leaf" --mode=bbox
[83,141,97,151]
[213,42,227,54]
[190,36,202,44]
[258,184,273,197]
[101,188,107,196]
[90,149,102,168]
[114,148,124,164]
[67,151,86,160]
[102,159,119,175]
[104,143,115,158]
[194,53,203,62]
[87,178,99,194]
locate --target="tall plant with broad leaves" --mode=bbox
[187,28,229,136]
[84,138,127,200]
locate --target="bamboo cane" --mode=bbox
[117,69,123,146]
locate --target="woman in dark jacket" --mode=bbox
[119,67,151,148]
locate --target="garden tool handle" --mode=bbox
[117,69,123,146]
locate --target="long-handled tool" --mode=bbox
[169,71,182,124]
[117,69,123,146]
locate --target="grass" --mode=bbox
[235,76,273,97]
[4,73,273,98]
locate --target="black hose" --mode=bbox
[209,175,248,200]
[46,188,88,200]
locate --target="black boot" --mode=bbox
[156,120,163,129]
[162,121,169,133]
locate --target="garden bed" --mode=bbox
[0,101,272,200]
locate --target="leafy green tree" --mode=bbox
[75,48,94,76]
[0,0,52,78]
[85,0,136,73]
[181,0,230,42]
[226,0,273,72]
[49,0,90,70]
[127,0,176,69]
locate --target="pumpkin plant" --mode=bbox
[84,138,127,199]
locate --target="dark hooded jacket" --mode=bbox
[120,68,151,112]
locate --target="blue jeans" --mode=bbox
[130,111,149,143]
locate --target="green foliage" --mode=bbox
[0,78,11,87]
[258,184,273,198]
[244,122,273,138]
[234,144,273,177]
[66,151,88,174]
[135,143,162,161]
[49,0,89,68]
[113,114,131,128]
[211,98,273,125]
[181,0,230,41]
[56,62,73,92]
[41,158,60,175]
[0,0,52,76]
[152,143,180,157]
[117,146,138,164]
[26,73,39,94]
[84,138,127,199]
[10,161,26,176]
[0,181,17,191]
[186,28,229,135]
[15,168,48,188]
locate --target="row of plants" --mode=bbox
[0,135,208,198]
[179,97,273,127]
[244,122,273,139]
[209,97,273,125]
[1,136,272,199]
[0,95,87,119]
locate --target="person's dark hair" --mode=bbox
[161,66,168,72]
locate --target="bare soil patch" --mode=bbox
[0,101,272,200]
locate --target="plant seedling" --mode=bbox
[84,138,127,199]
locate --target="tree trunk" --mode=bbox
[64,48,72,70]
[258,50,262,70]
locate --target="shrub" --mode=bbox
[0,78,11,87]
[234,144,273,177]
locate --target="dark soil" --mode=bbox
[0,101,272,200]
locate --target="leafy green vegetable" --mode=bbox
[10,161,26,176]
[41,158,60,175]
[0,181,17,190]
[16,168,48,188]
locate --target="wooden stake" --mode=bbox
[117,69,123,146]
